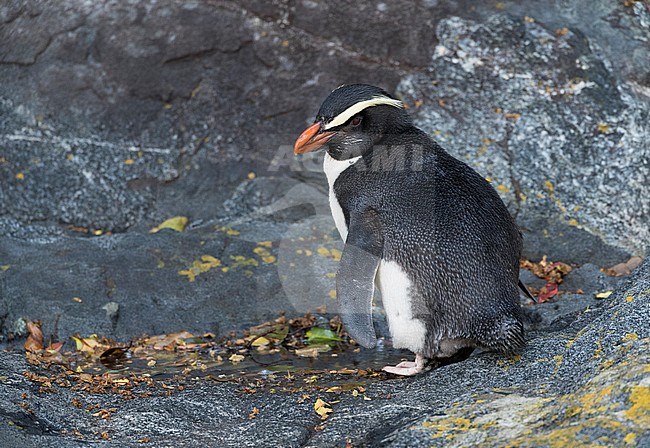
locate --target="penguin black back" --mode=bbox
[294,84,526,375]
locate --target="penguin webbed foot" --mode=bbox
[382,353,427,376]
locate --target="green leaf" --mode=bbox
[267,324,289,342]
[305,327,341,344]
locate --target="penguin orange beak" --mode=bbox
[293,123,334,154]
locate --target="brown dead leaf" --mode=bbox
[71,335,102,354]
[99,347,131,369]
[47,341,64,352]
[25,321,44,352]
[248,407,260,420]
[520,256,572,302]
[142,331,194,350]
[555,27,569,37]
[604,256,643,276]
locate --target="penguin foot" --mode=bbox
[382,354,426,376]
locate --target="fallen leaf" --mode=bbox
[555,27,569,36]
[314,398,333,420]
[71,335,101,353]
[295,347,320,358]
[229,354,245,364]
[305,327,342,344]
[25,321,44,352]
[99,347,131,370]
[47,341,64,352]
[537,283,558,303]
[251,336,270,347]
[595,290,613,300]
[143,331,194,350]
[150,216,189,233]
[596,122,610,134]
[248,407,260,419]
[605,256,643,276]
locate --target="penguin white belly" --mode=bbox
[376,260,427,353]
[323,153,361,241]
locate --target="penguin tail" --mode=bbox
[484,316,526,354]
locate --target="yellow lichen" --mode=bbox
[230,255,259,268]
[217,226,240,236]
[544,180,554,193]
[317,247,331,257]
[178,255,221,282]
[600,359,615,370]
[624,433,637,445]
[625,386,650,425]
[253,247,276,263]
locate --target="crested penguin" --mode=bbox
[293,84,527,376]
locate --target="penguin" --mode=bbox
[293,84,527,376]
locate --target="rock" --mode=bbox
[1,1,649,445]
[0,352,315,448]
[398,13,649,263]
[0,258,647,447]
[0,216,344,345]
[306,259,650,446]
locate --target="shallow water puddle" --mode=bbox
[24,314,412,395]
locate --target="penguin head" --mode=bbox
[294,84,412,160]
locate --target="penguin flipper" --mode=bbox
[519,279,537,303]
[337,209,384,349]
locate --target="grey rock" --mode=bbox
[0,259,646,448]
[398,14,649,262]
[305,259,650,447]
[1,1,649,446]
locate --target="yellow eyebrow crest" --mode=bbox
[323,96,404,130]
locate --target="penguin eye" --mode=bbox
[350,116,362,127]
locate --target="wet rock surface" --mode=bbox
[1,0,649,446]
